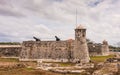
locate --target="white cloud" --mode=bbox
[0,0,120,45]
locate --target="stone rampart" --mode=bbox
[0,45,21,57]
[20,41,74,61]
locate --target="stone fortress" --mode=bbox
[19,25,109,63]
[0,25,109,63]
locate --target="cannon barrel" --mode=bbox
[33,36,41,41]
[55,36,60,41]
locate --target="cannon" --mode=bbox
[33,36,41,41]
[55,36,60,41]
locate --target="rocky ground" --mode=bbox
[36,62,120,75]
[0,56,120,75]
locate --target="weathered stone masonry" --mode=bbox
[20,41,74,60]
[0,45,21,57]
[74,25,90,63]
[88,40,109,56]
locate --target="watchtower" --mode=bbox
[74,25,90,63]
[101,40,109,56]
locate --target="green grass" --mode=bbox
[0,67,87,75]
[43,62,75,67]
[58,62,75,67]
[90,55,115,62]
[0,67,70,75]
[0,58,85,75]
[0,58,19,62]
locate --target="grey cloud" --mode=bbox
[0,0,25,17]
[88,0,104,7]
[0,33,11,37]
[0,8,25,17]
[0,0,7,5]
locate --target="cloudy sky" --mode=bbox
[0,0,120,45]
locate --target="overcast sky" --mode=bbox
[0,0,120,45]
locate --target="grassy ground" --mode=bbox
[59,62,75,67]
[90,55,115,62]
[0,67,86,75]
[0,68,60,75]
[0,58,19,62]
[0,58,84,75]
[44,62,76,67]
[0,56,116,75]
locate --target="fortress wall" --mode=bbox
[88,43,110,56]
[0,41,108,59]
[20,41,109,61]
[88,44,102,56]
[0,45,21,57]
[20,41,74,61]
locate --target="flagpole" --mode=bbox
[76,8,77,27]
